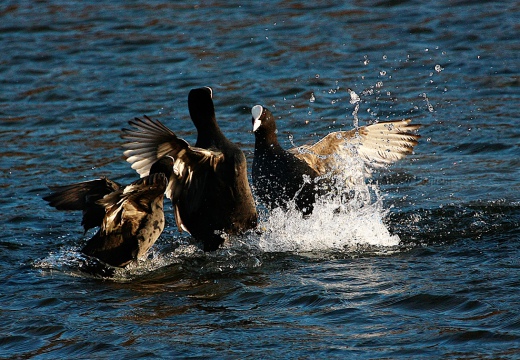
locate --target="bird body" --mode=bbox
[122,88,258,251]
[252,122,322,214]
[43,157,173,267]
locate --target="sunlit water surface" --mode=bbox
[1,1,519,358]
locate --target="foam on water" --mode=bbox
[35,239,263,280]
[252,184,399,253]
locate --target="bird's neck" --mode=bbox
[194,118,226,148]
[255,132,282,152]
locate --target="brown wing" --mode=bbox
[288,119,420,175]
[96,173,167,234]
[43,177,121,232]
[122,115,187,177]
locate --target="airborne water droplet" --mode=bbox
[348,89,360,104]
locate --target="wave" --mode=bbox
[389,199,520,246]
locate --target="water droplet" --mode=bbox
[348,89,360,104]
[435,64,444,72]
[380,70,387,76]
[309,93,315,102]
[315,74,320,79]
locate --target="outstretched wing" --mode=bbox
[289,119,420,175]
[43,177,121,232]
[121,116,224,233]
[121,115,185,177]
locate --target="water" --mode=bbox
[1,0,519,358]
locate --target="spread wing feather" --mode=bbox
[43,177,121,232]
[289,119,420,175]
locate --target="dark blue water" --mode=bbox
[1,1,519,358]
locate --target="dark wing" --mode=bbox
[43,177,121,232]
[289,119,420,175]
[121,116,225,233]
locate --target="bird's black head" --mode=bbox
[251,105,277,137]
[188,87,215,128]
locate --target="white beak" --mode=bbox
[253,119,261,132]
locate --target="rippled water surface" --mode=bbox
[1,1,519,358]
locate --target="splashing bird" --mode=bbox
[251,105,420,214]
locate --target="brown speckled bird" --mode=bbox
[43,156,174,267]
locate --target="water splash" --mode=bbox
[35,139,400,278]
[348,89,361,128]
[253,187,398,253]
[34,248,120,279]
[34,237,263,281]
[249,143,400,253]
[421,92,434,112]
